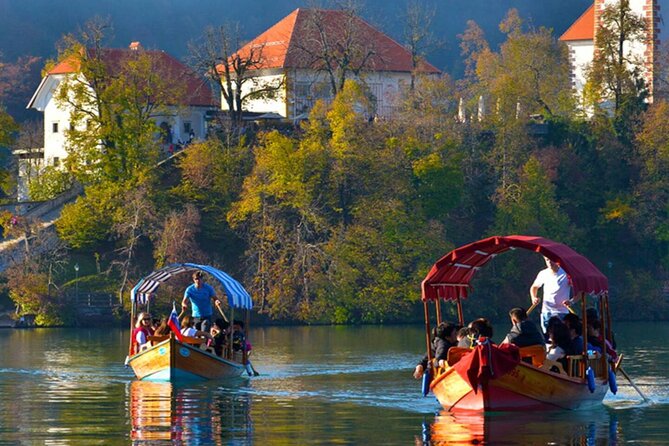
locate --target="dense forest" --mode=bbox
[0,2,667,326]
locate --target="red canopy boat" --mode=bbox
[420,235,617,411]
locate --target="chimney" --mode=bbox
[129,41,142,51]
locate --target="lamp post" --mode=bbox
[74,263,79,305]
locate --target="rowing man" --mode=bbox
[182,271,223,333]
[530,256,576,333]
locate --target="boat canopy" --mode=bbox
[421,235,608,302]
[130,263,253,309]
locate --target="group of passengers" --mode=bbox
[414,255,617,379]
[413,306,617,379]
[413,317,495,379]
[131,270,250,358]
[131,311,249,358]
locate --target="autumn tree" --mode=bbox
[292,6,381,97]
[586,0,648,117]
[227,125,330,316]
[0,53,41,120]
[633,101,669,267]
[474,9,574,120]
[111,186,158,303]
[2,218,69,326]
[189,23,284,125]
[402,0,441,90]
[153,204,207,268]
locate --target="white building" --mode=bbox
[560,0,669,101]
[226,8,440,120]
[22,43,216,200]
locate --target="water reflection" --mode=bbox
[421,408,618,445]
[128,380,253,444]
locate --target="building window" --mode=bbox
[52,122,59,133]
[53,157,60,167]
[184,122,192,134]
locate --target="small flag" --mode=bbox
[168,303,184,342]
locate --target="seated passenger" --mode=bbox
[232,320,249,352]
[180,315,212,340]
[468,317,493,341]
[153,317,170,336]
[502,307,545,347]
[545,315,565,343]
[457,326,474,348]
[413,322,458,379]
[209,318,229,356]
[131,312,154,354]
[546,321,571,362]
[587,319,618,360]
[563,313,584,356]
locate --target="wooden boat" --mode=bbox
[125,263,254,381]
[420,235,617,411]
[128,334,247,381]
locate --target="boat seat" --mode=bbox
[566,355,585,377]
[541,359,566,375]
[518,344,547,367]
[181,336,206,345]
[200,344,217,355]
[148,335,169,345]
[446,347,472,366]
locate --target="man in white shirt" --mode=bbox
[530,256,576,333]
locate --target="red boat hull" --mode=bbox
[430,360,608,411]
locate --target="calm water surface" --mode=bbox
[0,322,667,445]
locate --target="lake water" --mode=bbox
[0,322,667,444]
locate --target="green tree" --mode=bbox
[27,165,72,201]
[56,182,123,249]
[51,19,184,186]
[174,138,252,249]
[492,156,571,241]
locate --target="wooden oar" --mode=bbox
[564,302,577,314]
[527,301,538,315]
[214,301,229,323]
[618,365,650,403]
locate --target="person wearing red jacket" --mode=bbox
[131,312,154,355]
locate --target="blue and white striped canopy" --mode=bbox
[130,263,252,309]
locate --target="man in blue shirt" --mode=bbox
[181,271,223,333]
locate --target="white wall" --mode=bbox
[237,68,424,120]
[155,107,209,145]
[567,40,596,94]
[41,74,72,165]
[222,73,287,116]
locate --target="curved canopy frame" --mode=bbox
[130,263,253,310]
[421,235,608,302]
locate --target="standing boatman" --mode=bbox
[530,256,576,333]
[182,271,223,333]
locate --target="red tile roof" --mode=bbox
[560,4,595,42]
[48,47,216,107]
[233,8,440,73]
